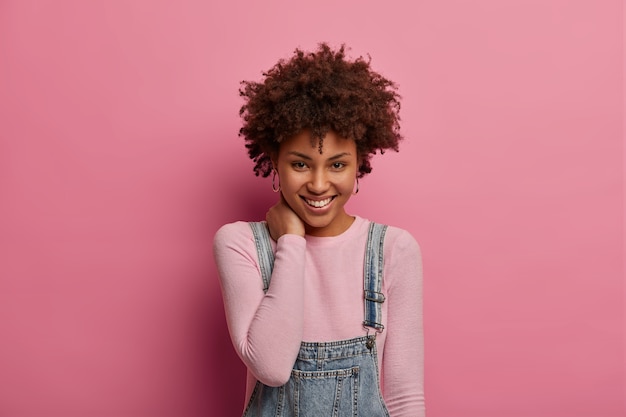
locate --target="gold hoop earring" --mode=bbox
[352,177,360,195]
[271,169,281,193]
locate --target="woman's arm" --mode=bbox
[213,222,306,386]
[382,228,425,416]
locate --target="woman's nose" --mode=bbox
[307,170,329,194]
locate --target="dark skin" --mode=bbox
[265,194,305,241]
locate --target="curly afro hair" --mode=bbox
[239,43,403,178]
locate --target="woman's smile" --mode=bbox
[302,196,335,209]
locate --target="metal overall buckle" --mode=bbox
[363,325,384,350]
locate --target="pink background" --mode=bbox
[0,1,623,416]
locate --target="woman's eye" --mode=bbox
[292,162,307,169]
[332,162,345,169]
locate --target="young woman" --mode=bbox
[214,44,424,417]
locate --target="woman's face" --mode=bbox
[274,130,358,237]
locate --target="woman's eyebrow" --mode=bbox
[286,151,352,161]
[287,151,312,160]
[327,152,351,161]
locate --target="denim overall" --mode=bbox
[246,221,390,417]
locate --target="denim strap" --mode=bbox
[249,221,274,293]
[363,222,388,332]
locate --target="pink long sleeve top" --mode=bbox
[213,216,425,416]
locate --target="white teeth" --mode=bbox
[304,197,333,208]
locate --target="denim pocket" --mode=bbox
[289,366,359,417]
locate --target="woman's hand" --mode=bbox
[266,194,305,240]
